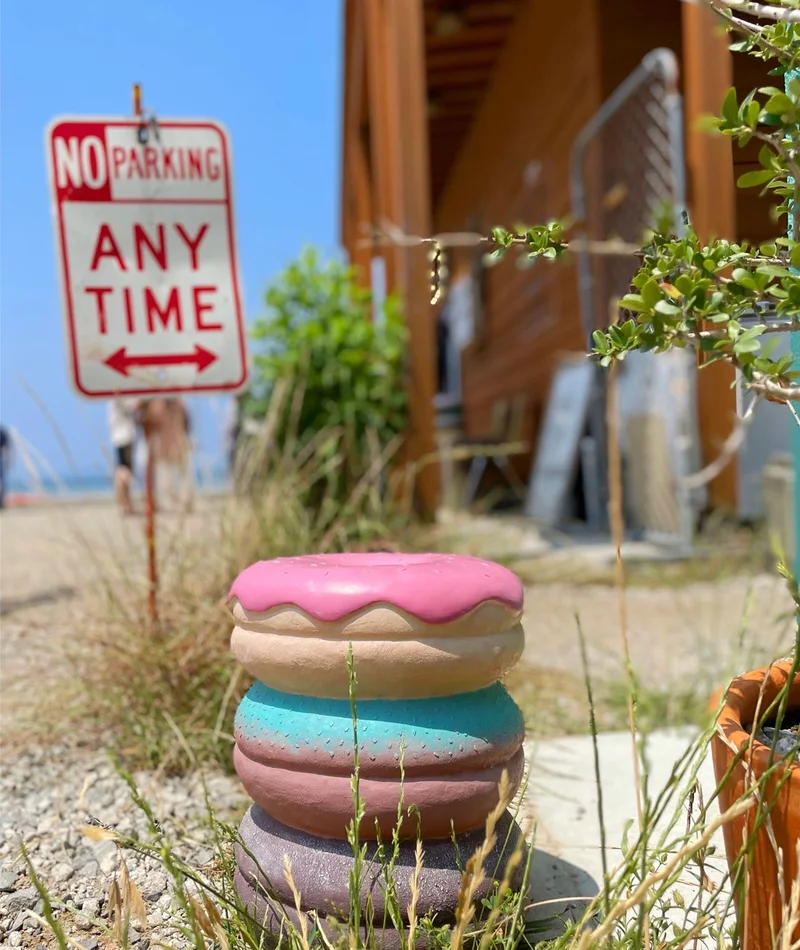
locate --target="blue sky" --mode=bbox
[1,0,342,485]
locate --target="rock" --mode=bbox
[0,870,18,894]
[72,848,97,872]
[50,863,73,884]
[141,873,168,903]
[75,859,100,879]
[8,930,22,947]
[79,938,99,950]
[80,898,100,918]
[0,888,40,914]
[91,841,117,876]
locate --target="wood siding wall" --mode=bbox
[432,0,684,475]
[432,0,602,466]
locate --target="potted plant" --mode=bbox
[712,659,800,946]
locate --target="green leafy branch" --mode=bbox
[592,229,800,402]
[370,1,800,413]
[590,0,800,406]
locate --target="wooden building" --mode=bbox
[340,0,778,518]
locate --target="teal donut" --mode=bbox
[234,681,524,778]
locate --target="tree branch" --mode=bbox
[681,395,761,490]
[746,371,800,401]
[711,0,800,23]
[691,318,800,338]
[712,5,796,57]
[358,221,641,257]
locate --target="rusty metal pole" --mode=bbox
[133,82,159,624]
[145,445,158,623]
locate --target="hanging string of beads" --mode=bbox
[429,241,449,305]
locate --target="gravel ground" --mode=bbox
[0,744,248,949]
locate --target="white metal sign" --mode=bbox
[45,117,248,398]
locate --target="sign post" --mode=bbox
[132,84,159,625]
[46,91,248,621]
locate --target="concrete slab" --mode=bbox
[434,512,695,567]
[523,729,735,944]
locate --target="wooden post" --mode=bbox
[363,0,439,518]
[341,0,374,282]
[682,0,738,512]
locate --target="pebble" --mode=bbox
[0,745,248,950]
[79,898,99,918]
[141,872,168,903]
[0,888,41,914]
[757,727,800,760]
[0,870,18,894]
[50,863,74,884]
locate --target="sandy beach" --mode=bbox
[0,495,227,738]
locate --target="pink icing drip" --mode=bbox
[228,553,523,623]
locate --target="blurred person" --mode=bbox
[0,425,11,510]
[141,397,195,513]
[108,397,139,516]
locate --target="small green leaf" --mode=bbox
[737,169,774,188]
[758,144,775,170]
[641,278,662,311]
[721,87,739,125]
[757,264,791,278]
[745,100,760,128]
[491,227,513,248]
[592,330,609,353]
[620,293,646,313]
[654,300,681,317]
[764,92,793,115]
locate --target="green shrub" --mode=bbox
[245,247,408,504]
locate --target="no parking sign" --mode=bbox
[46,117,248,398]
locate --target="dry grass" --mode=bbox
[45,385,417,774]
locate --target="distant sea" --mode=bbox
[5,468,230,498]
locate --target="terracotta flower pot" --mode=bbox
[711,662,800,947]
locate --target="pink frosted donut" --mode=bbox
[228,553,525,700]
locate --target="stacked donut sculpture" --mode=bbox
[228,553,528,940]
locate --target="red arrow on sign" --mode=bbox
[104,344,218,377]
